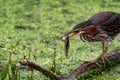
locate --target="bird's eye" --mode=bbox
[79,28,82,30]
[74,28,82,31]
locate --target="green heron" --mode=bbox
[62,11,120,58]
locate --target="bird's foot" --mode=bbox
[92,55,111,68]
[81,59,102,68]
[100,56,111,66]
[88,59,102,68]
[79,60,90,63]
[81,53,111,67]
[82,56,108,68]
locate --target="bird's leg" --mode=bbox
[81,43,107,64]
[98,42,108,57]
[102,42,108,54]
[85,42,110,67]
[97,42,111,66]
[81,42,111,67]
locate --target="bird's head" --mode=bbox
[61,20,92,57]
[62,20,92,41]
[65,26,84,38]
[62,20,92,39]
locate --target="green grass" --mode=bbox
[0,0,120,80]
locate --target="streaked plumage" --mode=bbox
[62,11,120,57]
[74,11,120,42]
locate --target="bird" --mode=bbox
[62,11,120,59]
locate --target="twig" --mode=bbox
[19,59,60,80]
[19,47,120,80]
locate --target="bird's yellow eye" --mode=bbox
[79,28,82,30]
[74,28,82,31]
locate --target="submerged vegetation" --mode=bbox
[0,0,120,80]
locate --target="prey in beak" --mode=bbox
[62,28,84,58]
[61,20,92,58]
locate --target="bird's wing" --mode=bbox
[100,14,120,36]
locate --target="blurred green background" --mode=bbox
[0,0,120,80]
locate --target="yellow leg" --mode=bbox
[102,42,108,54]
[97,42,108,58]
[89,42,108,62]
[85,42,109,67]
[98,42,111,67]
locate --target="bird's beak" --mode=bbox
[63,30,84,39]
[63,30,78,39]
[68,31,78,38]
